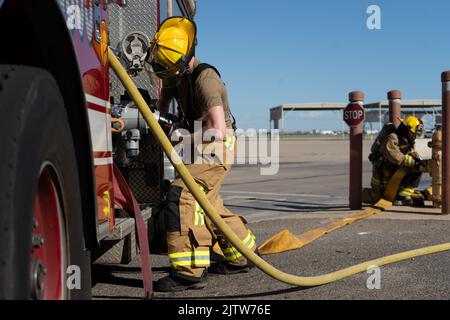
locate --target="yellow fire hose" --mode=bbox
[108,47,450,287]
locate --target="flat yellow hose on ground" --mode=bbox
[258,207,382,255]
[109,47,450,287]
[258,168,406,255]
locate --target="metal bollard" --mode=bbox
[388,90,402,128]
[441,72,450,214]
[348,91,365,210]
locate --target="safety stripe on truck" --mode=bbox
[85,94,111,114]
[85,94,113,166]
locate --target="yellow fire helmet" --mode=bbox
[401,116,424,136]
[148,17,197,79]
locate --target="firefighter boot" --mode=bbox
[396,186,425,207]
[208,262,250,275]
[395,195,414,207]
[411,192,426,208]
[154,270,208,292]
[209,247,260,275]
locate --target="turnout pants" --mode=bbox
[363,164,422,204]
[164,141,256,280]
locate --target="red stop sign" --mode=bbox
[344,102,365,127]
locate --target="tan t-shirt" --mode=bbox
[160,59,233,130]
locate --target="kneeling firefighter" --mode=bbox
[146,17,257,292]
[363,116,426,207]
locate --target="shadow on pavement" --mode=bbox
[93,295,141,300]
[92,264,171,287]
[92,263,317,300]
[153,285,316,300]
[92,273,143,289]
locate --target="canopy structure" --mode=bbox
[270,100,442,132]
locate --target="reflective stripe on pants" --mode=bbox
[194,186,208,226]
[168,250,211,268]
[399,187,415,197]
[222,230,256,261]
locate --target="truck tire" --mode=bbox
[0,65,92,300]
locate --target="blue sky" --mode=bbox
[194,0,450,131]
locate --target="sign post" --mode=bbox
[441,72,450,214]
[345,91,365,210]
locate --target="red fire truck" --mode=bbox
[0,0,195,300]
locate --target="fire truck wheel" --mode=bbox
[0,65,91,300]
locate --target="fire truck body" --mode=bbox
[0,0,195,299]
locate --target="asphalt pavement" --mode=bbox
[92,138,450,300]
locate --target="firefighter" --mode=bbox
[146,17,257,292]
[363,116,426,207]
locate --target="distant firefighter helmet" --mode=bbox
[147,17,197,79]
[401,116,424,137]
